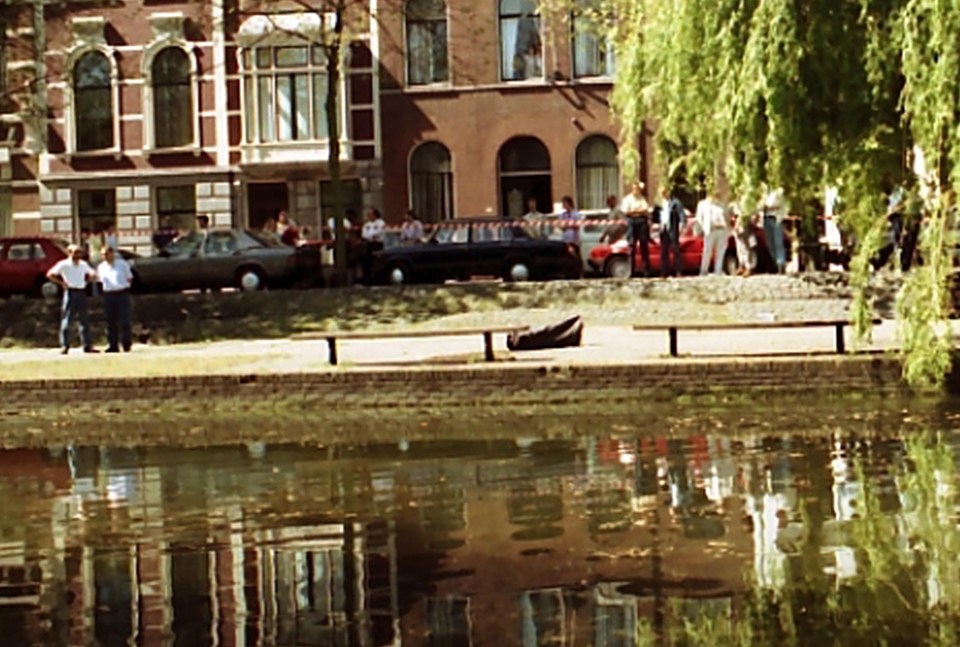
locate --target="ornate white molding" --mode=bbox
[70,16,107,49]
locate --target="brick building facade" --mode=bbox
[0,0,649,251]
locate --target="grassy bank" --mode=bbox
[0,275,866,348]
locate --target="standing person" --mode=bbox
[732,203,758,277]
[522,197,545,238]
[697,189,729,276]
[278,212,301,246]
[622,182,652,276]
[762,187,787,273]
[558,196,582,244]
[400,210,424,245]
[103,224,119,251]
[46,244,98,354]
[97,246,134,353]
[657,186,683,277]
[361,208,386,281]
[599,195,628,244]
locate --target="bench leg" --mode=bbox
[669,327,678,358]
[835,324,846,354]
[483,332,495,362]
[327,337,338,365]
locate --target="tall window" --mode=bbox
[499,0,542,81]
[77,189,116,235]
[156,186,196,231]
[499,136,551,218]
[575,135,618,210]
[571,7,615,78]
[410,142,453,222]
[74,52,113,151]
[242,45,330,143]
[152,47,193,148]
[406,0,448,85]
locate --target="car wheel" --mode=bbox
[237,267,265,291]
[39,279,60,299]
[605,256,631,279]
[387,263,409,285]
[723,252,739,276]
[504,261,531,282]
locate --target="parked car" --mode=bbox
[129,229,321,293]
[588,219,782,277]
[0,236,69,298]
[370,218,582,285]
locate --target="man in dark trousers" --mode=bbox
[657,186,684,277]
[622,182,651,277]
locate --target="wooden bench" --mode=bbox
[291,326,530,365]
[633,319,882,358]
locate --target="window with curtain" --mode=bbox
[410,142,454,223]
[575,135,618,210]
[571,8,615,78]
[152,47,193,148]
[74,51,113,151]
[499,0,542,81]
[241,45,330,144]
[407,0,448,85]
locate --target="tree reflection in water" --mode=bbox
[656,432,960,647]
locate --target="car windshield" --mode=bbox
[246,230,286,247]
[164,232,204,256]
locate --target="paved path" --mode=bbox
[0,319,927,382]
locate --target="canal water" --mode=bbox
[4,405,960,646]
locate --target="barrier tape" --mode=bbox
[31,213,839,241]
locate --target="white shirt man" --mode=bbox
[48,254,95,290]
[97,252,133,292]
[47,244,98,353]
[362,212,386,242]
[697,195,729,275]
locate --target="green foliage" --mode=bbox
[571,0,960,386]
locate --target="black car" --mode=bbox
[370,218,582,285]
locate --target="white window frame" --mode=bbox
[404,0,451,87]
[142,43,200,153]
[64,46,121,157]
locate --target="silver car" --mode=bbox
[130,229,320,292]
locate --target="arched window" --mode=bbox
[74,52,113,152]
[410,142,453,222]
[152,47,193,148]
[575,136,618,210]
[406,0,448,85]
[499,136,551,217]
[571,5,614,78]
[499,0,542,81]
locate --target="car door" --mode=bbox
[2,241,46,294]
[135,232,204,291]
[423,223,469,281]
[467,221,506,277]
[201,231,241,289]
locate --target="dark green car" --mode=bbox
[130,229,320,293]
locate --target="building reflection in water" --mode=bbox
[0,428,957,645]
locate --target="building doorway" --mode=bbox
[247,182,288,230]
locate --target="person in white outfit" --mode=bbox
[697,191,730,275]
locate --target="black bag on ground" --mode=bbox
[508,315,583,351]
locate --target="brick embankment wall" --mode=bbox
[1,354,904,411]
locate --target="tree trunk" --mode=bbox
[326,1,348,286]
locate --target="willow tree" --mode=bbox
[563,0,960,386]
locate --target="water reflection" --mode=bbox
[4,428,960,644]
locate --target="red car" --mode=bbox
[0,237,69,297]
[588,220,777,278]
